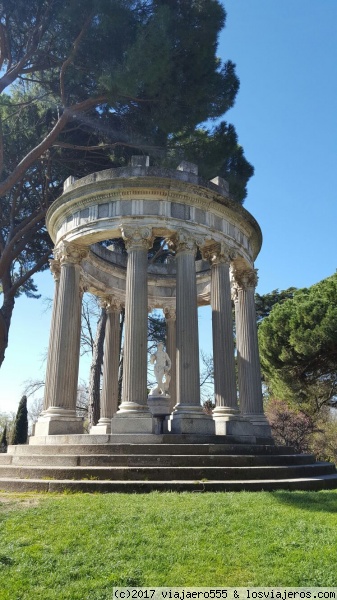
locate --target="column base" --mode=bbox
[90,418,111,435]
[244,412,273,442]
[34,407,83,436]
[213,408,256,442]
[165,409,215,435]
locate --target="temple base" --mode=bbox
[165,409,215,435]
[244,412,273,442]
[213,410,256,443]
[90,418,111,435]
[34,408,83,436]
[110,413,155,434]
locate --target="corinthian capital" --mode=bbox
[168,228,202,255]
[232,267,258,290]
[49,258,61,282]
[121,226,153,251]
[99,295,123,313]
[163,305,176,320]
[54,241,88,265]
[201,242,236,266]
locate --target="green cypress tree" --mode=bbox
[11,396,28,445]
[0,425,8,452]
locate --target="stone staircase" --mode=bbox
[0,434,336,492]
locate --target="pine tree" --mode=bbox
[11,396,28,445]
[0,425,7,452]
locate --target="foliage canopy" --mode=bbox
[11,394,28,444]
[258,273,337,414]
[0,0,254,366]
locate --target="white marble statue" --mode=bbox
[149,342,172,396]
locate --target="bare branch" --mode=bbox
[22,379,45,397]
[52,141,159,152]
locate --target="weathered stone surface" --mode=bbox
[34,162,271,446]
[232,268,272,440]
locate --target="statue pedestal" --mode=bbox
[147,394,171,434]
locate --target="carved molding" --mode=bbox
[49,258,61,282]
[99,295,123,313]
[163,306,176,320]
[121,226,154,251]
[168,228,204,255]
[231,267,258,294]
[201,241,237,266]
[54,241,88,265]
[79,274,89,296]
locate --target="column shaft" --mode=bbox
[43,259,60,412]
[91,301,121,434]
[211,260,238,412]
[233,268,272,440]
[164,308,177,412]
[121,245,149,409]
[35,242,87,436]
[111,226,154,433]
[176,248,200,407]
[166,230,214,434]
[48,260,82,410]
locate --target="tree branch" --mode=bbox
[0,116,3,177]
[52,141,159,152]
[60,16,92,106]
[9,251,51,298]
[0,94,108,199]
[2,208,46,264]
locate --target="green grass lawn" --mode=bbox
[0,490,336,599]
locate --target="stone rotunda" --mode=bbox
[2,156,337,492]
[34,156,271,443]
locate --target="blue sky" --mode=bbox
[1,0,337,413]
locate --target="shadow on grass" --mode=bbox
[271,489,337,513]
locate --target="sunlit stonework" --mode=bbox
[34,157,271,441]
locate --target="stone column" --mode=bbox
[42,258,61,413]
[166,229,214,434]
[164,306,177,412]
[35,242,87,436]
[232,267,272,441]
[90,297,122,434]
[111,226,154,433]
[203,244,255,441]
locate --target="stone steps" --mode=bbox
[9,442,297,456]
[1,475,337,493]
[0,462,334,481]
[0,453,317,467]
[0,437,336,492]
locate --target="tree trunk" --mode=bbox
[0,269,15,368]
[88,307,107,427]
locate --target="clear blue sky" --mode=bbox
[1,0,337,413]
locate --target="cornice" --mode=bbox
[46,173,262,260]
